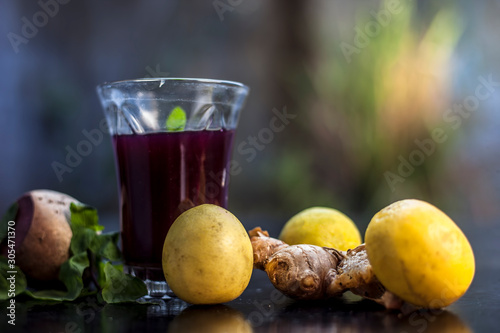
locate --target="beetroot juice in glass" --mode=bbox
[97,78,249,298]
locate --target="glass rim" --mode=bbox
[97,77,249,92]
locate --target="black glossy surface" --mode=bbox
[1,223,499,333]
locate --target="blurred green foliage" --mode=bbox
[272,0,463,218]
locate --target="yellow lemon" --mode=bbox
[365,199,475,308]
[279,207,362,251]
[162,204,253,304]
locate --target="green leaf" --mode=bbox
[90,232,122,261]
[166,106,186,131]
[0,201,146,303]
[70,225,97,255]
[28,252,89,301]
[101,262,147,303]
[59,252,89,299]
[0,256,27,300]
[97,261,107,288]
[0,202,18,243]
[70,203,104,232]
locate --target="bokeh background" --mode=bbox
[1,0,500,232]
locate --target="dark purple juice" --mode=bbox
[112,129,235,268]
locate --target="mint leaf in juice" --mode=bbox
[166,106,187,131]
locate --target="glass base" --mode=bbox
[125,265,176,299]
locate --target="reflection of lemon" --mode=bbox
[279,207,362,251]
[365,199,475,308]
[168,305,253,333]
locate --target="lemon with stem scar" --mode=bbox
[279,207,362,251]
[365,199,475,308]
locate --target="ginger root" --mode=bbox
[249,227,405,309]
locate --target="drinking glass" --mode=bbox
[97,78,249,297]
